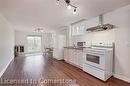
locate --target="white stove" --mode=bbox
[83,42,113,81]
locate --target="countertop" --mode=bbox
[64,46,86,50]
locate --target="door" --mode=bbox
[27,36,42,53]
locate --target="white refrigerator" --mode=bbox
[53,34,66,60]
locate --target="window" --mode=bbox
[71,21,86,36]
[27,36,42,53]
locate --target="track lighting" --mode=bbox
[35,28,44,33]
[67,4,71,10]
[73,8,77,14]
[56,0,77,14]
[56,0,60,5]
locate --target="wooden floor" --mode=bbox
[0,55,130,86]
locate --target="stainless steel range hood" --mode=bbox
[86,15,114,32]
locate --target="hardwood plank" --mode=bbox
[0,55,130,86]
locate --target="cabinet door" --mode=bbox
[63,48,68,61]
[68,49,77,65]
[71,20,86,36]
[68,49,73,63]
[77,50,84,68]
[72,50,77,65]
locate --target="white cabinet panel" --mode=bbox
[64,48,84,68]
[72,50,77,65]
[63,48,69,61]
[71,20,86,36]
[68,49,73,63]
[77,50,84,68]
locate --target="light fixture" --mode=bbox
[34,28,44,33]
[56,0,60,5]
[67,4,71,10]
[73,8,76,14]
[56,0,77,14]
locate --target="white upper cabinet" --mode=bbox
[71,20,86,36]
[71,17,99,35]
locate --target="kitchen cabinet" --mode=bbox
[63,48,84,68]
[69,49,77,65]
[68,49,73,63]
[71,20,86,36]
[71,49,77,65]
[63,48,69,62]
[77,50,84,68]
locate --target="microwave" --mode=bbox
[77,42,86,47]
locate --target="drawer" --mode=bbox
[83,64,106,81]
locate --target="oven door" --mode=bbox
[85,51,105,70]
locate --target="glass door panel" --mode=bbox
[27,36,42,53]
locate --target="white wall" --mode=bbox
[15,31,53,53]
[104,5,130,82]
[70,5,130,82]
[0,12,14,77]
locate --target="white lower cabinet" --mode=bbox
[77,50,84,68]
[63,48,84,68]
[71,49,77,65]
[69,49,73,63]
[63,48,69,62]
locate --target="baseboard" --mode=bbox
[0,57,13,78]
[113,74,130,83]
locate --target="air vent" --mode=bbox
[86,24,114,32]
[86,15,114,32]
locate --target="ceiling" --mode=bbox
[0,0,130,31]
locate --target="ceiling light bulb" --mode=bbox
[73,8,76,14]
[56,0,60,5]
[67,5,71,10]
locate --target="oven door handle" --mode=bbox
[87,52,104,55]
[87,50,105,53]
